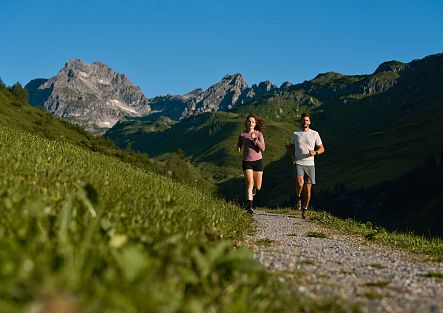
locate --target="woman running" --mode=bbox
[237,113,266,213]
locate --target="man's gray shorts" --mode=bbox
[293,164,316,184]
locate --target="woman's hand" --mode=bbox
[251,132,256,140]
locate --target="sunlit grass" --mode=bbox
[310,210,443,262]
[0,126,360,312]
[369,263,387,270]
[306,231,329,239]
[255,238,276,246]
[364,281,390,288]
[259,208,443,262]
[423,272,443,279]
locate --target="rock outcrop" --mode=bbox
[26,62,280,132]
[148,75,280,120]
[26,59,151,134]
[26,53,443,134]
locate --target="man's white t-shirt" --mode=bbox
[290,128,322,166]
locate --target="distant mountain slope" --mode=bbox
[0,83,214,191]
[26,61,282,133]
[106,110,296,207]
[145,74,278,121]
[107,53,443,203]
[106,53,443,236]
[1,80,107,145]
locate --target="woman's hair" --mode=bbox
[244,113,266,133]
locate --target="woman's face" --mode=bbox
[247,117,256,129]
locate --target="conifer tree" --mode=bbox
[8,82,29,103]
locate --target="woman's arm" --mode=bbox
[254,133,265,151]
[237,135,242,152]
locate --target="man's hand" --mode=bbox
[312,145,325,156]
[287,143,296,164]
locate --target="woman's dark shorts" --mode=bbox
[242,159,264,171]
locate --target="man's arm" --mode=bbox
[287,143,296,163]
[309,144,325,156]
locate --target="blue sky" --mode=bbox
[1,0,442,97]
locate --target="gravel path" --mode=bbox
[248,210,443,313]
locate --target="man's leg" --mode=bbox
[296,175,304,210]
[302,183,312,219]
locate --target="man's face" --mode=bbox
[301,117,311,128]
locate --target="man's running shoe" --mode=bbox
[301,208,308,219]
[295,195,302,211]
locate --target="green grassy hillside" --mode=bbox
[107,110,297,205]
[107,92,443,203]
[0,125,362,312]
[0,85,214,191]
[315,100,443,189]
[106,54,443,235]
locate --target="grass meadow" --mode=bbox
[0,126,360,312]
[263,208,443,262]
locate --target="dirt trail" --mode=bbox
[249,211,443,313]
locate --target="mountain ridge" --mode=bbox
[106,53,443,223]
[25,53,443,136]
[26,61,281,133]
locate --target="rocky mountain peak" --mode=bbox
[216,73,248,89]
[280,81,293,89]
[374,61,407,74]
[65,58,87,69]
[252,80,276,92]
[312,72,345,82]
[149,74,277,120]
[184,88,204,98]
[25,59,150,134]
[60,59,131,86]
[28,63,282,131]
[221,73,246,83]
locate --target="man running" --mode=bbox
[288,113,325,219]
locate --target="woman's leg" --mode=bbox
[253,171,263,191]
[244,169,254,200]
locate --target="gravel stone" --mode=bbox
[248,211,443,313]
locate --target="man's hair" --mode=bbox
[300,112,311,121]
